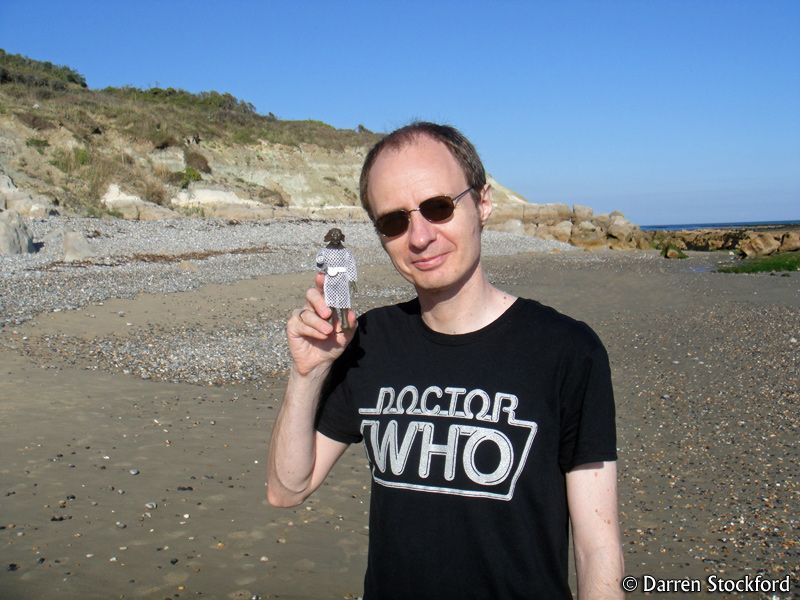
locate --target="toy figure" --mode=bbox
[315,228,357,330]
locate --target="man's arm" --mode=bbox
[566,461,624,600]
[266,365,349,507]
[266,273,357,508]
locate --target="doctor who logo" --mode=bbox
[359,385,538,500]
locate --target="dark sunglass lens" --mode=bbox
[419,197,455,222]
[376,211,409,237]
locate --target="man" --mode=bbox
[267,122,624,599]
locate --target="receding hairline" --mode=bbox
[359,126,486,220]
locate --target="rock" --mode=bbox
[172,188,275,220]
[570,220,608,249]
[102,184,179,220]
[490,218,525,234]
[662,245,687,259]
[63,230,93,262]
[594,213,611,228]
[607,216,636,243]
[0,174,15,195]
[149,147,186,172]
[532,222,572,243]
[4,192,57,218]
[0,173,57,218]
[572,204,593,222]
[550,220,573,243]
[779,231,800,253]
[531,223,556,241]
[526,203,572,225]
[0,210,36,255]
[739,232,781,258]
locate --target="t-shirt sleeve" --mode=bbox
[557,323,617,472]
[315,342,364,445]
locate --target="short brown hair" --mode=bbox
[359,122,487,220]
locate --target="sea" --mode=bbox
[641,219,800,231]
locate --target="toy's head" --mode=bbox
[324,228,345,246]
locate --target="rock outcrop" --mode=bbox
[646,227,800,258]
[488,201,647,250]
[101,185,179,220]
[1,173,58,218]
[0,210,36,254]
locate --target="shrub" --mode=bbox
[25,137,49,153]
[142,177,169,205]
[17,111,55,130]
[180,167,202,189]
[50,146,91,173]
[184,148,211,173]
[150,132,179,150]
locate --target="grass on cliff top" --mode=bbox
[717,252,800,273]
[1,49,381,151]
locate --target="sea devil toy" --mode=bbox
[315,228,357,330]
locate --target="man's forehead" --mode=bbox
[368,136,465,195]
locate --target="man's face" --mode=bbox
[367,136,492,295]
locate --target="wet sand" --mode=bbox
[1,251,798,599]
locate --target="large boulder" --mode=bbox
[63,231,93,262]
[550,220,573,243]
[1,173,57,218]
[738,232,781,258]
[572,204,593,222]
[570,220,608,249]
[779,231,800,253]
[533,221,573,243]
[607,215,635,242]
[102,184,179,220]
[523,203,571,225]
[0,210,36,255]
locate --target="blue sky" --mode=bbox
[1,1,798,225]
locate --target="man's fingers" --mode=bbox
[289,308,332,340]
[305,285,331,320]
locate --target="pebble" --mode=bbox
[1,218,571,328]
[128,468,140,475]
[145,502,158,510]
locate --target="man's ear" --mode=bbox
[478,184,493,228]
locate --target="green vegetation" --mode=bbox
[718,252,800,273]
[25,137,49,153]
[50,146,91,173]
[2,48,380,151]
[179,167,202,189]
[0,49,87,89]
[660,243,687,259]
[1,49,382,215]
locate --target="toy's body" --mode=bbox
[316,228,357,328]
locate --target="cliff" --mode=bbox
[0,49,645,250]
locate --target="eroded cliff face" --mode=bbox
[0,98,647,250]
[0,106,538,219]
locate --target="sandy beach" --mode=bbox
[1,220,798,599]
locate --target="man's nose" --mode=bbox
[407,210,436,250]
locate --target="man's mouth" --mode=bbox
[412,253,447,270]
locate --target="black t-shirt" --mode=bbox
[317,297,617,599]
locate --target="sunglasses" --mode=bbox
[374,187,475,237]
